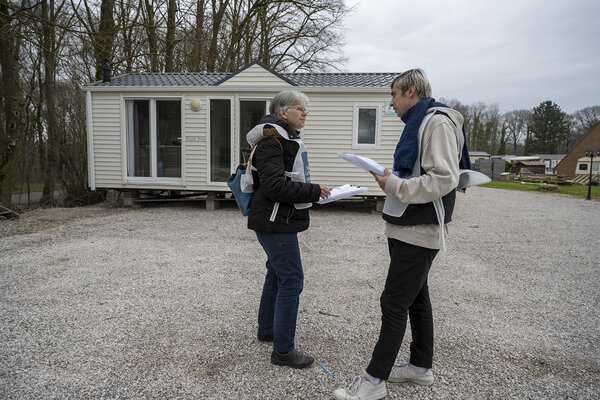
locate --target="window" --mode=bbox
[353,104,380,148]
[209,98,233,183]
[239,100,267,163]
[125,98,182,181]
[580,163,588,171]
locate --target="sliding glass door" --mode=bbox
[209,98,233,182]
[125,98,182,180]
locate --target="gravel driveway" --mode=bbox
[1,187,599,399]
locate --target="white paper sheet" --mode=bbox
[337,152,386,176]
[317,184,368,204]
[457,169,491,191]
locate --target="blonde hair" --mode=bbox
[391,68,432,98]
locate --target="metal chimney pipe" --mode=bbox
[102,60,111,83]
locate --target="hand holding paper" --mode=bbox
[317,184,368,204]
[337,153,386,176]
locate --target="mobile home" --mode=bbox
[83,61,404,201]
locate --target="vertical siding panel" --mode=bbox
[301,93,404,194]
[91,92,123,188]
[184,94,208,188]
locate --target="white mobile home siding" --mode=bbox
[85,63,406,196]
[91,92,123,188]
[299,91,401,194]
[88,88,405,194]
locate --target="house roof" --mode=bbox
[469,151,491,156]
[85,61,399,89]
[518,161,546,166]
[531,154,566,160]
[86,71,399,88]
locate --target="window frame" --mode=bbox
[122,95,184,186]
[352,103,381,149]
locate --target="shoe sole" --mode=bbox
[387,376,433,386]
[271,358,314,369]
[333,387,387,400]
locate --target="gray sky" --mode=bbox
[342,0,599,113]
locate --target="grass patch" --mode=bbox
[481,180,600,198]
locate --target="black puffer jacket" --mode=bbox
[247,116,321,233]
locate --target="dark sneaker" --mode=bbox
[257,332,273,342]
[271,349,314,369]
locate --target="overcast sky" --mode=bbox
[341,0,599,114]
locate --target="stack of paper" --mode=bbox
[318,184,368,204]
[337,153,386,176]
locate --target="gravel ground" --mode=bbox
[1,187,599,399]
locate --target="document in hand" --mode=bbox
[457,169,491,191]
[317,184,368,204]
[337,153,386,176]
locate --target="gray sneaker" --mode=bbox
[333,372,387,400]
[388,362,433,386]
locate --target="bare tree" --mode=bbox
[569,105,600,149]
[503,109,531,154]
[206,0,229,71]
[142,0,160,71]
[71,0,116,81]
[188,0,206,71]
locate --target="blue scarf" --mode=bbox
[393,97,471,178]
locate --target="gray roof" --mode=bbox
[281,72,398,87]
[87,70,399,88]
[88,72,229,87]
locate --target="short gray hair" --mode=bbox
[269,90,309,114]
[391,68,432,99]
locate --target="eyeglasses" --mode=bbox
[290,106,308,114]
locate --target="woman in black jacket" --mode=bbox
[247,90,330,369]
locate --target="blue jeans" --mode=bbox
[255,232,304,353]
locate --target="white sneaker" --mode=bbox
[388,362,434,386]
[333,372,387,400]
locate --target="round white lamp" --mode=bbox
[190,98,202,112]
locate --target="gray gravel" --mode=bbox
[1,187,599,399]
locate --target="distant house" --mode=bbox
[469,151,490,165]
[555,121,600,179]
[513,161,546,175]
[572,155,600,185]
[531,154,566,175]
[83,61,404,198]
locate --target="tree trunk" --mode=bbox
[206,0,229,72]
[144,0,159,72]
[164,0,177,72]
[0,0,24,206]
[189,0,206,72]
[41,0,59,204]
[94,0,115,81]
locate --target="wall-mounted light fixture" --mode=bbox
[190,98,202,112]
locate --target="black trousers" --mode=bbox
[366,238,439,380]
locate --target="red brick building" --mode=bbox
[555,121,600,178]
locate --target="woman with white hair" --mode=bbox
[246,90,330,369]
